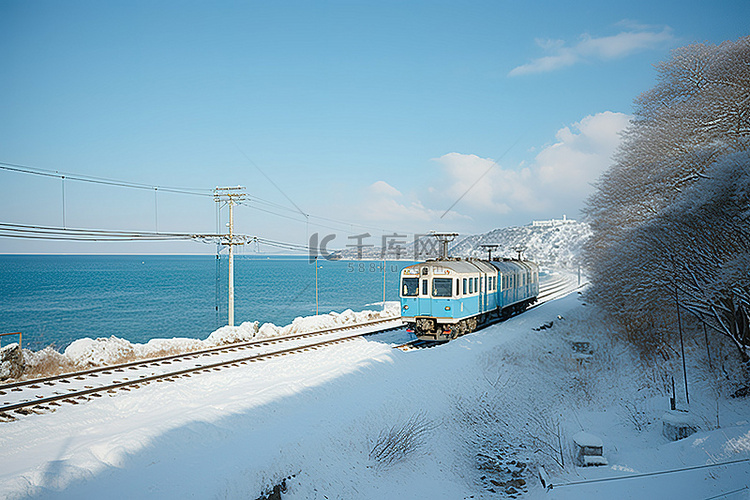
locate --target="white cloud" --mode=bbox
[433,111,630,219]
[509,25,674,76]
[534,111,631,207]
[351,111,630,233]
[367,180,402,197]
[359,179,468,226]
[431,153,533,214]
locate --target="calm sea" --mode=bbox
[0,255,414,351]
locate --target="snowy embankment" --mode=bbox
[20,302,400,377]
[1,292,749,499]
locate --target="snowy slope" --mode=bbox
[451,221,591,269]
[1,288,748,499]
[335,220,591,268]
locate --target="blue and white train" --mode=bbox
[400,258,539,341]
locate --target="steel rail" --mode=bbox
[0,316,401,393]
[0,321,405,418]
[0,280,581,415]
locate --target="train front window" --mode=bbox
[402,277,418,297]
[432,278,453,297]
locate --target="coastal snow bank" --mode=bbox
[21,302,400,375]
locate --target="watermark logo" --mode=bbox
[308,232,441,262]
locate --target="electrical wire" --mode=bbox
[0,223,333,256]
[549,457,750,490]
[238,201,344,233]
[2,160,423,242]
[238,200,414,236]
[0,223,224,242]
[0,161,213,197]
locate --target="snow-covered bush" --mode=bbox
[22,346,75,378]
[65,336,136,367]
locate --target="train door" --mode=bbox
[418,269,432,316]
[479,273,487,312]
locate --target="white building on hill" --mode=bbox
[531,215,576,227]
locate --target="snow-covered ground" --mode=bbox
[1,291,749,499]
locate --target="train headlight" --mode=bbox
[403,304,409,310]
[445,306,451,311]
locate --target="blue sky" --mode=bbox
[1,0,747,254]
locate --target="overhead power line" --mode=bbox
[1,159,420,239]
[0,222,230,243]
[234,145,308,217]
[239,200,414,236]
[0,161,213,197]
[0,222,332,255]
[545,457,750,490]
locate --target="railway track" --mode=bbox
[0,316,404,421]
[395,275,583,351]
[1,276,584,419]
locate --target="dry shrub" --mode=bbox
[369,411,435,469]
[527,409,568,469]
[620,397,652,432]
[21,346,75,379]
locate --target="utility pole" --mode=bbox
[675,284,689,405]
[382,256,387,312]
[214,186,246,327]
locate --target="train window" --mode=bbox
[474,277,478,292]
[455,278,459,296]
[469,278,473,294]
[480,277,484,293]
[432,278,453,297]
[463,278,467,295]
[402,278,418,297]
[421,279,428,296]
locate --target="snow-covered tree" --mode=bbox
[584,36,750,364]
